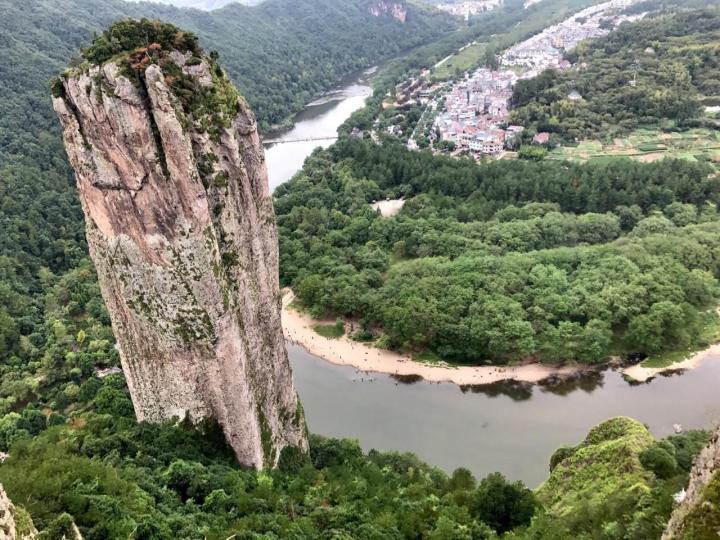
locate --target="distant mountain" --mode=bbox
[131,0,264,9]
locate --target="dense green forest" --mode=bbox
[277,139,720,364]
[510,7,720,141]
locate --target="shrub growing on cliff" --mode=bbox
[640,442,678,479]
[82,19,201,65]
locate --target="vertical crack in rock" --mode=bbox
[52,21,308,468]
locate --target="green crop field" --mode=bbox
[547,128,720,165]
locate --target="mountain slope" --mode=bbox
[131,0,262,8]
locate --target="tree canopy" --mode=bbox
[276,139,720,364]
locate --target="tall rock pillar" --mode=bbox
[51,20,307,468]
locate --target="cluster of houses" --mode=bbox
[391,71,445,109]
[501,0,643,79]
[433,68,523,156]
[424,0,645,158]
[436,0,503,20]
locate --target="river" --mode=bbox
[264,68,375,190]
[266,71,720,488]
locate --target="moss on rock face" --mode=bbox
[537,417,655,515]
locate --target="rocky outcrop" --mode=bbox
[52,21,307,468]
[369,0,407,22]
[663,426,720,539]
[0,486,14,540]
[0,486,37,540]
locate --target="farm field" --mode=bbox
[547,128,720,165]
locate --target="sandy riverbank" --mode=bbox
[282,291,586,385]
[621,343,720,383]
[282,290,720,385]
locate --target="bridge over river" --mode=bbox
[263,135,338,145]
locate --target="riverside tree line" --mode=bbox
[277,139,720,364]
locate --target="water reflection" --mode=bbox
[538,371,604,396]
[390,373,424,385]
[460,380,534,401]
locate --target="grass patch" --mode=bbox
[432,42,486,80]
[412,350,441,363]
[350,329,376,342]
[637,143,665,152]
[312,322,345,339]
[641,311,720,368]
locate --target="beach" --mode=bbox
[282,290,719,385]
[622,343,720,383]
[283,290,586,385]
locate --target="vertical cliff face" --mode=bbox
[368,0,408,22]
[0,486,15,540]
[51,20,307,468]
[663,426,720,539]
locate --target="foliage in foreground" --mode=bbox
[0,414,533,539]
[0,408,708,539]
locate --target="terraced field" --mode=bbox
[547,128,720,165]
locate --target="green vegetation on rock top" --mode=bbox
[538,417,655,511]
[82,18,201,65]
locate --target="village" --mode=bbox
[381,0,644,160]
[435,0,504,20]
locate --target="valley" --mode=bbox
[1,0,720,537]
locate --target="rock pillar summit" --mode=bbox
[52,19,307,468]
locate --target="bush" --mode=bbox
[470,472,538,533]
[639,443,678,479]
[549,445,576,472]
[518,145,547,160]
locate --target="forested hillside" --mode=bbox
[510,7,720,141]
[277,139,720,364]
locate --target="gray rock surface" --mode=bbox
[0,485,36,540]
